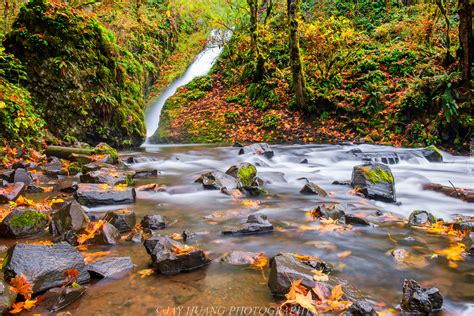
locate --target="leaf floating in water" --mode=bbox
[137,269,155,278]
[250,253,269,269]
[435,243,466,262]
[337,250,352,259]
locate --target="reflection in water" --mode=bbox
[62,144,473,315]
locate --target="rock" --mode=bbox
[40,158,68,177]
[0,209,48,238]
[80,168,134,186]
[0,280,17,315]
[0,169,14,182]
[348,150,401,165]
[195,170,240,192]
[422,145,443,162]
[133,168,159,178]
[143,235,211,275]
[50,200,90,236]
[125,156,158,164]
[300,158,309,164]
[401,279,443,313]
[91,221,120,245]
[3,242,90,294]
[225,162,257,186]
[311,203,346,221]
[222,213,273,235]
[268,253,331,296]
[74,183,136,206]
[0,182,26,203]
[87,257,133,279]
[12,161,35,170]
[344,214,370,226]
[348,300,377,315]
[351,163,396,203]
[221,251,261,265]
[26,184,45,193]
[82,162,114,174]
[238,143,274,159]
[55,178,79,193]
[300,182,328,196]
[141,214,166,230]
[408,210,436,227]
[36,285,86,313]
[8,168,33,186]
[103,209,136,232]
[332,180,351,185]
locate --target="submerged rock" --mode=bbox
[238,143,274,159]
[401,279,443,313]
[195,170,240,192]
[50,200,90,236]
[221,251,261,265]
[0,182,26,203]
[408,210,436,227]
[300,182,328,196]
[3,242,90,294]
[0,280,17,315]
[222,213,273,235]
[87,257,133,279]
[74,183,136,206]
[352,163,396,203]
[144,235,211,275]
[0,209,48,238]
[344,214,370,226]
[80,168,134,186]
[103,209,136,233]
[141,214,166,230]
[36,285,86,313]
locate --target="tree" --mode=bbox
[287,0,306,110]
[458,0,472,87]
[246,0,264,81]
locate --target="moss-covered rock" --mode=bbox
[225,162,257,187]
[0,209,48,238]
[361,166,394,184]
[352,163,396,203]
[3,0,146,147]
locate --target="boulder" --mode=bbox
[133,168,159,178]
[80,168,134,186]
[36,285,86,313]
[3,243,90,294]
[311,204,346,221]
[221,251,261,265]
[103,209,136,232]
[401,279,443,313]
[87,257,133,279]
[55,178,79,193]
[50,200,90,236]
[352,163,396,203]
[0,182,26,203]
[238,143,274,159]
[225,162,257,186]
[143,235,211,275]
[40,158,68,178]
[91,222,120,245]
[141,214,166,230]
[82,162,114,174]
[0,209,48,238]
[0,170,14,182]
[222,213,273,235]
[195,170,240,192]
[8,168,33,186]
[300,182,328,196]
[408,210,436,227]
[344,214,370,226]
[125,156,158,164]
[348,300,377,315]
[422,146,443,162]
[0,280,17,315]
[74,183,136,206]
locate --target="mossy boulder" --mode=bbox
[225,162,257,187]
[352,163,396,203]
[422,145,443,162]
[0,208,48,238]
[3,0,146,147]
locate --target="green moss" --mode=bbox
[425,145,442,157]
[237,165,257,186]
[68,162,82,175]
[362,167,394,184]
[9,211,47,228]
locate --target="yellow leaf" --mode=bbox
[137,269,155,278]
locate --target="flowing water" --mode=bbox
[58,144,472,315]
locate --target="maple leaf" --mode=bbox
[10,275,33,299]
[311,269,329,282]
[10,299,37,314]
[76,220,106,245]
[435,243,466,262]
[250,253,268,269]
[171,244,199,256]
[63,269,79,286]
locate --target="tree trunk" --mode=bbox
[458,0,472,87]
[287,0,306,110]
[247,0,264,81]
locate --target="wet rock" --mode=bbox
[80,168,135,186]
[195,170,240,192]
[87,257,133,279]
[82,162,114,174]
[125,156,159,164]
[40,158,68,178]
[300,182,328,196]
[0,169,14,182]
[0,208,48,238]
[238,143,274,159]
[344,214,370,226]
[348,300,377,315]
[400,279,443,313]
[141,214,166,230]
[222,213,273,235]
[74,183,136,206]
[8,168,33,186]
[26,184,45,193]
[55,178,79,193]
[133,168,159,178]
[0,280,17,315]
[422,145,443,162]
[3,242,90,293]
[0,182,26,203]
[144,235,211,275]
[103,209,136,232]
[408,210,436,227]
[332,180,351,186]
[12,160,35,170]
[91,221,120,245]
[311,204,346,221]
[351,163,396,203]
[36,285,86,313]
[221,251,261,265]
[50,200,90,236]
[225,162,257,186]
[268,253,331,296]
[300,158,309,164]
